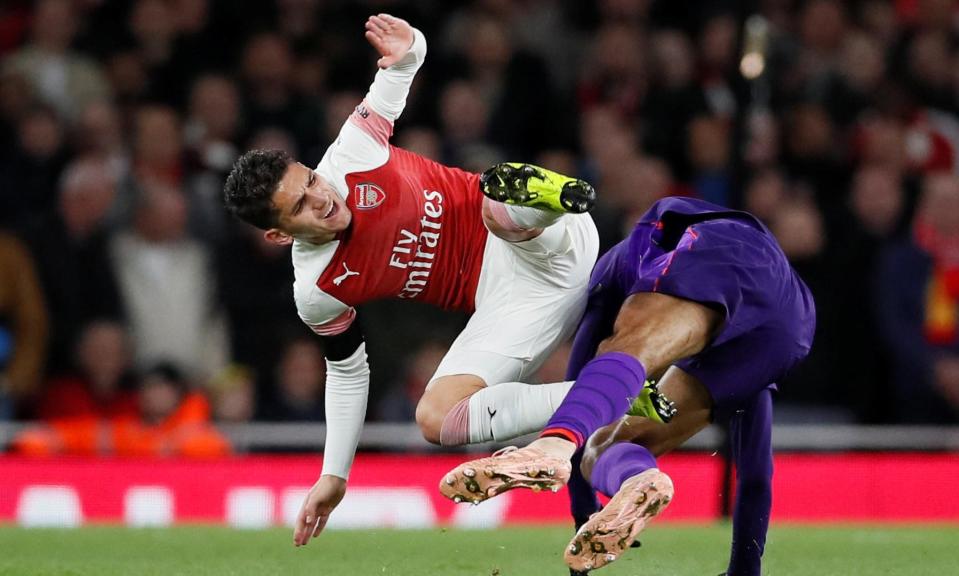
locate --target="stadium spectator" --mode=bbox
[110,183,229,381]
[216,222,296,383]
[114,362,230,457]
[376,340,447,422]
[447,12,568,158]
[183,73,242,242]
[209,365,256,424]
[577,23,646,120]
[73,100,128,174]
[239,32,324,163]
[259,337,325,422]
[743,168,788,224]
[15,361,229,456]
[697,12,738,118]
[0,67,32,158]
[829,165,907,421]
[876,174,959,423]
[131,104,184,189]
[0,104,68,231]
[25,157,123,372]
[686,114,732,205]
[36,319,137,421]
[0,232,48,419]
[438,79,500,170]
[3,0,109,122]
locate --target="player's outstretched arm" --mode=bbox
[292,321,370,546]
[360,14,426,123]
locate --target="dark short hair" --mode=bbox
[223,149,292,229]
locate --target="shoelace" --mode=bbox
[480,446,564,483]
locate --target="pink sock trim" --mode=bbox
[484,197,527,233]
[439,396,471,446]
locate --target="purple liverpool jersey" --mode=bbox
[566,196,816,409]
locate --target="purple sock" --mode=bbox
[542,352,647,446]
[590,442,658,498]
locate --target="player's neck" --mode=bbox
[298,230,338,246]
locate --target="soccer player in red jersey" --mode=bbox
[222,14,599,545]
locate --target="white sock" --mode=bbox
[467,381,574,443]
[505,204,564,229]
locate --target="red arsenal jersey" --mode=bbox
[317,146,487,311]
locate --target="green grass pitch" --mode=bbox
[1,524,956,575]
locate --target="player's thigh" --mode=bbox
[581,366,712,480]
[599,292,723,379]
[416,348,527,432]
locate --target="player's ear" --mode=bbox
[264,228,294,246]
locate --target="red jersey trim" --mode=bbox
[307,307,356,336]
[348,99,393,146]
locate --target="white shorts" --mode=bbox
[431,213,600,386]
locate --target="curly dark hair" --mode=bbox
[223,149,292,229]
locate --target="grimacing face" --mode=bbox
[267,162,352,245]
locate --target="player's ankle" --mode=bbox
[531,436,577,460]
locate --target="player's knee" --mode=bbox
[414,395,444,445]
[481,198,540,242]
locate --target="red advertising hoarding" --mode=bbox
[1,453,957,527]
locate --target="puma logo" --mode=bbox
[333,262,360,286]
[487,407,497,439]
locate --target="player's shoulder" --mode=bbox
[291,239,342,313]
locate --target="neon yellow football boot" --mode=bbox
[626,382,678,424]
[479,162,596,214]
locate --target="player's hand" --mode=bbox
[364,13,415,69]
[293,474,346,547]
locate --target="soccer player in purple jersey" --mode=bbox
[440,196,815,574]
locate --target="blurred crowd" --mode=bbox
[1,0,958,456]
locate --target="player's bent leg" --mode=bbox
[419,346,577,446]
